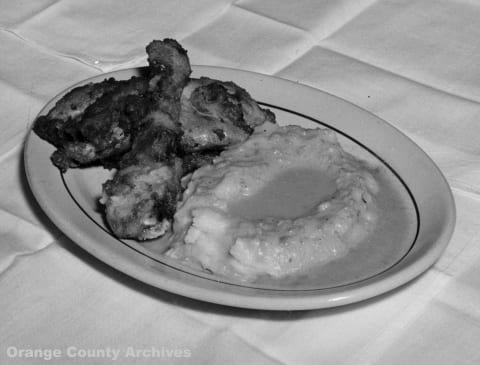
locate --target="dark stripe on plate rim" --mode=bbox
[61,103,420,292]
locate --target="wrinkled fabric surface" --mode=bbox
[1,1,479,364]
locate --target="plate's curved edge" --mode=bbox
[23,66,457,310]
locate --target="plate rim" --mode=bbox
[24,66,456,310]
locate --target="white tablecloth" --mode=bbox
[1,1,479,364]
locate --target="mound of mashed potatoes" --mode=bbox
[166,124,379,282]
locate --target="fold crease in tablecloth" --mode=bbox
[236,0,379,41]
[0,209,55,275]
[0,0,57,29]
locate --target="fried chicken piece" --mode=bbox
[100,159,183,240]
[35,76,149,171]
[34,78,119,146]
[179,77,275,152]
[117,39,192,168]
[101,39,191,240]
[145,38,192,127]
[118,126,181,168]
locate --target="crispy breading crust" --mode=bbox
[100,39,192,240]
[35,76,149,171]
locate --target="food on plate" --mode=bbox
[166,125,379,281]
[100,40,274,240]
[99,38,191,240]
[34,76,149,171]
[101,160,183,240]
[34,38,275,240]
[33,38,381,282]
[179,77,275,152]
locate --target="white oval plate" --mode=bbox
[24,67,455,310]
